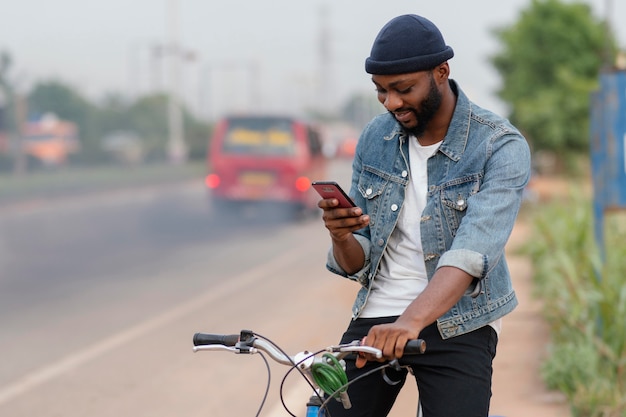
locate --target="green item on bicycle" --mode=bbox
[311,353,349,398]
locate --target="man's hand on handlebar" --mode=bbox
[355,320,423,368]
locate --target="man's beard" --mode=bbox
[393,75,442,139]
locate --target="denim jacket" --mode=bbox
[326,80,531,339]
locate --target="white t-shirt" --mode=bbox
[359,136,501,336]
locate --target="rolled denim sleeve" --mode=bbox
[325,233,372,282]
[437,248,487,278]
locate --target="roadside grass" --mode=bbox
[0,161,205,204]
[521,193,626,417]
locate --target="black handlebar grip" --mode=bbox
[403,339,426,355]
[193,333,239,346]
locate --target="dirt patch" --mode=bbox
[526,175,591,202]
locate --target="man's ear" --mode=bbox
[433,62,450,84]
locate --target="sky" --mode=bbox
[1,0,625,121]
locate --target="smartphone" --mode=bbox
[311,181,356,208]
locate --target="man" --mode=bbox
[317,14,531,417]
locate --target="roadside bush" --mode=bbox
[523,197,626,417]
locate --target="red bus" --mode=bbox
[205,115,327,217]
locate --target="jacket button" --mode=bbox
[401,170,408,178]
[377,239,385,246]
[366,188,373,196]
[391,204,398,211]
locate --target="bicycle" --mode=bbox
[192,329,426,417]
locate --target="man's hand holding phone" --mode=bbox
[312,181,370,274]
[312,181,369,237]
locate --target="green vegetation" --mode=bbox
[0,60,212,169]
[490,0,617,171]
[26,82,212,164]
[523,195,626,416]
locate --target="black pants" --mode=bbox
[325,317,498,417]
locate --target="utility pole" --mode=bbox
[12,92,27,175]
[0,89,6,152]
[166,0,187,164]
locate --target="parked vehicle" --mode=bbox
[205,115,327,217]
[22,113,80,166]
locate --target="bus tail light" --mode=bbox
[295,176,311,192]
[205,174,221,189]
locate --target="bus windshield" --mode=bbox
[221,117,296,156]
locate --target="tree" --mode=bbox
[25,81,210,164]
[96,93,134,135]
[0,51,11,94]
[490,0,616,163]
[0,51,17,134]
[28,80,95,125]
[0,51,12,171]
[127,93,170,160]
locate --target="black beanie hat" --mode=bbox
[365,14,454,75]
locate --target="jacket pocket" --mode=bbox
[440,174,481,235]
[357,167,389,225]
[357,167,388,200]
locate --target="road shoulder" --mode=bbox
[489,221,570,417]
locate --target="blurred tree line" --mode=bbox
[490,0,620,173]
[0,65,211,170]
[0,0,622,174]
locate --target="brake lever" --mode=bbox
[193,345,240,353]
[331,341,383,358]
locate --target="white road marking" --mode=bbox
[0,245,303,406]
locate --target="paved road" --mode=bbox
[0,160,356,416]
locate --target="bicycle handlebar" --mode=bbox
[193,333,239,347]
[192,330,426,365]
[192,329,426,413]
[402,339,427,355]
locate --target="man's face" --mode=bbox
[371,70,442,138]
